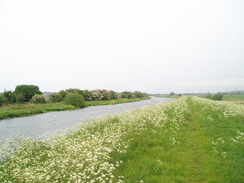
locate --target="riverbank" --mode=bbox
[0,97,243,182]
[154,95,181,98]
[0,97,150,120]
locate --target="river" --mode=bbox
[0,97,173,146]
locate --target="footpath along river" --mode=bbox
[0,97,173,146]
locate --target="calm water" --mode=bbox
[0,97,173,145]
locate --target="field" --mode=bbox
[223,95,244,105]
[223,94,244,100]
[0,98,149,120]
[0,97,243,182]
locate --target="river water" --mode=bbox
[0,97,173,146]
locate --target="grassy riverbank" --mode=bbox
[154,95,180,98]
[0,97,243,182]
[0,103,76,120]
[85,97,150,106]
[0,97,150,120]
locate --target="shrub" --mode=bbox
[49,93,63,103]
[133,91,144,98]
[91,90,103,101]
[3,90,15,104]
[0,94,3,106]
[205,93,212,99]
[16,94,25,103]
[64,93,85,107]
[14,85,42,102]
[101,89,110,100]
[30,94,46,103]
[83,90,92,101]
[109,90,118,100]
[211,92,224,100]
[58,90,67,100]
[121,91,134,99]
[65,88,83,95]
[170,92,175,96]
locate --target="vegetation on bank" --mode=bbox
[0,103,76,120]
[0,85,148,119]
[0,97,150,120]
[0,85,148,107]
[0,97,243,182]
[85,97,150,106]
[155,95,181,98]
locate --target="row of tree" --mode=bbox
[48,89,147,103]
[0,85,148,106]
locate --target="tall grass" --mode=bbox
[0,97,243,182]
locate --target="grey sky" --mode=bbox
[0,0,244,94]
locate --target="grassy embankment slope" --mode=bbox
[0,97,243,182]
[0,97,149,120]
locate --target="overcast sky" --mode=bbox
[0,0,244,94]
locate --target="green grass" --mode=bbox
[0,103,77,120]
[111,97,244,182]
[223,94,244,100]
[0,97,150,120]
[155,95,180,98]
[223,95,244,105]
[85,97,150,106]
[0,97,243,182]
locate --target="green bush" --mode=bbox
[16,94,25,103]
[58,90,67,100]
[83,90,92,101]
[30,94,46,103]
[0,94,3,106]
[64,93,85,107]
[3,90,15,104]
[211,92,224,100]
[49,93,63,103]
[121,91,135,99]
[205,93,212,99]
[14,85,42,102]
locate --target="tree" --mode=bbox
[14,85,42,102]
[16,94,25,103]
[49,93,63,103]
[211,92,224,100]
[30,94,46,103]
[0,94,3,106]
[58,90,67,100]
[109,90,118,100]
[83,90,92,101]
[205,93,212,99]
[65,88,83,95]
[170,92,175,96]
[3,90,15,104]
[64,93,85,107]
[121,91,135,99]
[91,90,103,100]
[133,91,144,98]
[101,89,110,100]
